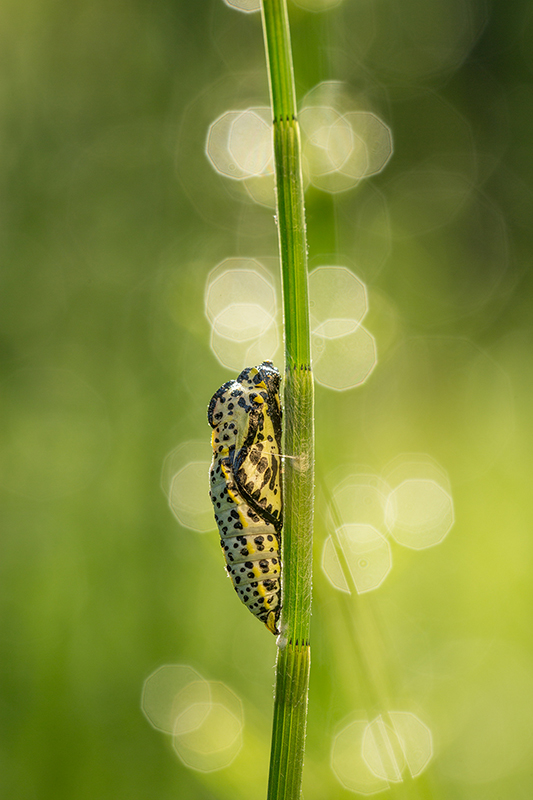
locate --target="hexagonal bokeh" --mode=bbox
[142,665,245,773]
[300,106,368,194]
[387,712,433,778]
[205,258,281,370]
[331,712,433,793]
[330,473,390,531]
[206,108,272,180]
[161,441,213,533]
[312,325,377,390]
[322,524,391,594]
[345,112,393,177]
[172,681,244,772]
[243,172,276,208]
[321,536,350,594]
[309,266,368,338]
[213,302,275,343]
[363,717,405,782]
[205,259,277,334]
[331,719,389,794]
[205,87,392,198]
[142,664,209,734]
[300,101,392,193]
[385,478,454,549]
[229,111,272,174]
[224,0,260,11]
[209,322,281,372]
[383,454,454,550]
[363,713,433,781]
[307,266,377,390]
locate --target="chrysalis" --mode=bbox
[207,361,282,634]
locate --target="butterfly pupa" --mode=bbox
[207,361,282,634]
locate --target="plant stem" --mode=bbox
[260,1,314,798]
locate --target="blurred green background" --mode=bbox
[2,0,533,798]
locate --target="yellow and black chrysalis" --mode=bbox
[207,361,282,634]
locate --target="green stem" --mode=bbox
[260,2,314,798]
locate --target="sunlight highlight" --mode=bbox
[329,473,390,531]
[173,681,244,772]
[210,322,280,372]
[322,524,391,594]
[300,84,392,194]
[331,712,433,793]
[205,85,392,204]
[363,714,433,781]
[309,266,367,335]
[313,326,377,390]
[323,456,453,594]
[385,478,454,549]
[383,453,454,549]
[142,664,209,734]
[206,108,273,180]
[161,441,213,532]
[331,720,389,795]
[142,665,244,772]
[205,258,280,370]
[223,0,260,11]
[309,266,377,389]
[323,471,391,594]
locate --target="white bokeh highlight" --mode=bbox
[313,326,377,390]
[345,113,393,178]
[309,266,377,390]
[204,261,377,387]
[142,665,244,773]
[209,322,280,373]
[331,720,389,795]
[385,479,454,549]
[323,525,391,594]
[323,457,453,593]
[161,441,214,533]
[213,302,275,342]
[363,714,433,782]
[309,266,367,336]
[173,681,244,772]
[322,536,350,593]
[223,0,260,11]
[323,472,391,594]
[243,172,276,208]
[205,84,392,203]
[363,718,405,783]
[205,258,281,370]
[206,108,273,181]
[142,665,210,734]
[205,258,276,331]
[330,473,390,531]
[331,713,433,793]
[387,712,433,778]
[383,454,454,550]
[300,99,392,194]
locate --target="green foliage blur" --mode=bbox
[1,0,533,798]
